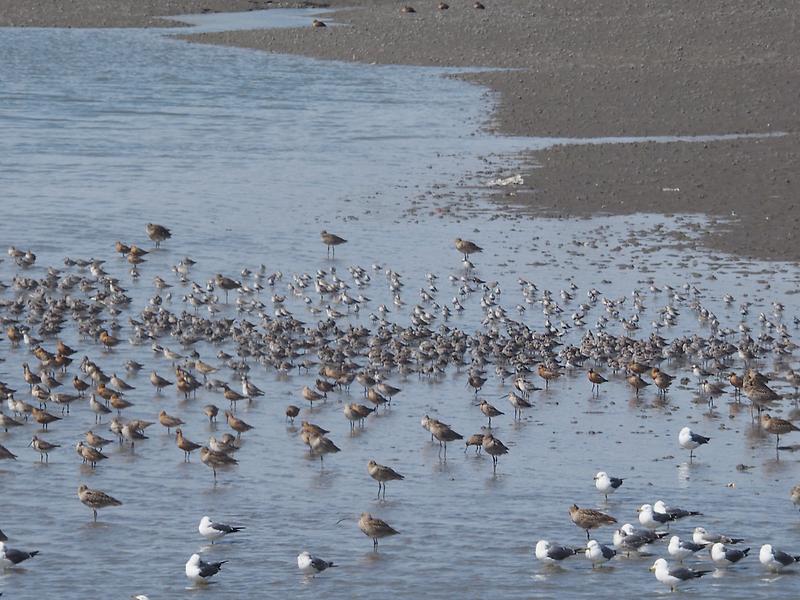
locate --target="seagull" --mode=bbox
[534,540,580,563]
[297,551,336,576]
[199,516,244,544]
[0,541,39,568]
[593,471,623,500]
[710,542,750,567]
[693,526,743,546]
[650,558,710,592]
[584,539,616,568]
[678,426,710,460]
[668,535,708,562]
[185,553,226,584]
[759,544,800,571]
[653,500,702,521]
[613,523,667,554]
[637,503,673,529]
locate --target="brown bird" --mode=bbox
[588,369,608,394]
[482,433,509,473]
[479,400,503,427]
[507,391,532,419]
[0,412,24,433]
[320,230,347,258]
[85,430,114,448]
[31,407,61,430]
[311,18,326,27]
[29,435,60,462]
[626,373,651,396]
[150,371,173,392]
[98,329,120,349]
[225,410,254,437]
[75,442,107,468]
[569,504,617,539]
[454,237,482,261]
[761,414,800,449]
[200,446,238,480]
[78,484,122,521]
[0,443,18,460]
[538,364,562,388]
[400,5,416,13]
[72,375,90,396]
[176,428,202,461]
[214,273,241,303]
[368,459,404,498]
[429,420,463,458]
[465,433,484,454]
[358,512,399,548]
[109,394,134,415]
[159,410,185,434]
[146,222,171,248]
[285,404,300,423]
[302,385,324,407]
[203,404,219,423]
[308,433,341,464]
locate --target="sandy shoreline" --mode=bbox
[4,0,799,260]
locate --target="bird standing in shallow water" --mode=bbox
[297,551,336,576]
[146,223,171,248]
[199,515,244,544]
[185,553,226,584]
[77,484,122,522]
[320,230,347,258]
[358,513,399,549]
[569,504,617,540]
[678,426,710,461]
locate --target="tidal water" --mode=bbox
[1,9,799,600]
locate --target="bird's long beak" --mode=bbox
[27,439,33,447]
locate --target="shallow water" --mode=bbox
[1,10,800,600]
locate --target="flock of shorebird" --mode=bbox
[1,227,799,595]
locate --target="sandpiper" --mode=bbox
[200,446,238,480]
[225,411,253,437]
[29,435,59,462]
[146,223,171,248]
[78,484,122,522]
[367,459,404,498]
[569,504,617,540]
[320,230,347,258]
[75,442,107,468]
[358,513,399,549]
[454,238,482,261]
[587,368,608,394]
[760,413,800,449]
[479,400,503,427]
[176,429,202,461]
[158,410,185,434]
[482,433,509,473]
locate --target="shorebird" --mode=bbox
[792,484,800,511]
[311,18,326,28]
[482,433,508,473]
[429,420,462,458]
[297,551,336,576]
[320,230,347,258]
[537,364,561,388]
[760,414,800,449]
[149,371,173,392]
[626,373,650,396]
[285,405,300,423]
[507,391,531,419]
[587,368,608,394]
[367,459,404,499]
[203,404,219,423]
[31,407,60,430]
[464,433,484,454]
[225,411,253,437]
[200,447,238,480]
[176,429,202,461]
[309,433,340,464]
[185,553,226,584]
[146,223,171,248]
[569,504,617,540]
[668,535,708,562]
[710,542,750,567]
[199,516,244,544]
[302,385,324,407]
[454,238,482,261]
[0,541,39,568]
[158,410,185,434]
[678,426,710,461]
[585,539,616,568]
[344,403,374,429]
[0,444,16,461]
[78,484,122,522]
[759,544,800,571]
[593,471,623,500]
[358,513,399,549]
[29,435,59,462]
[478,400,503,427]
[75,442,107,468]
[85,430,114,448]
[650,558,710,592]
[534,540,580,563]
[0,412,23,433]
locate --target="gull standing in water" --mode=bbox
[650,558,710,592]
[710,542,750,567]
[185,553,226,584]
[668,535,708,562]
[584,539,616,568]
[593,471,623,500]
[759,544,800,571]
[534,540,580,564]
[678,426,710,461]
[199,516,244,544]
[297,551,336,576]
[0,541,39,568]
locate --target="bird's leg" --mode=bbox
[93,509,98,522]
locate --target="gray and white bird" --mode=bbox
[653,500,701,521]
[759,544,800,572]
[710,542,750,567]
[584,539,616,568]
[199,516,244,544]
[650,558,710,592]
[693,527,743,546]
[668,535,708,562]
[0,541,39,568]
[637,503,672,529]
[678,426,710,460]
[534,540,580,563]
[593,471,623,500]
[185,553,226,584]
[297,551,336,576]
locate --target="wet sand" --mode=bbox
[5,0,799,260]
